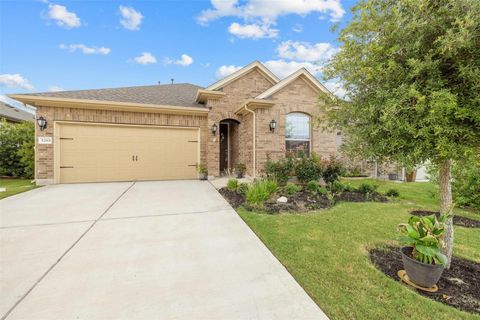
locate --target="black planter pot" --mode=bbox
[199,173,208,180]
[401,247,444,288]
[236,172,244,179]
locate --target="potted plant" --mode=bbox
[235,163,246,178]
[397,213,451,288]
[197,164,208,180]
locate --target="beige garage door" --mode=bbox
[57,123,199,183]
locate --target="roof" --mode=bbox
[19,83,206,108]
[256,68,331,99]
[0,102,35,122]
[206,61,280,91]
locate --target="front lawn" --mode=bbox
[0,178,39,200]
[237,179,480,319]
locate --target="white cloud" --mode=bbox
[133,52,157,65]
[263,60,323,78]
[292,24,303,33]
[164,54,194,67]
[47,4,81,28]
[228,22,278,39]
[324,80,347,98]
[197,0,345,25]
[0,74,34,90]
[59,44,111,55]
[119,6,143,31]
[48,85,63,92]
[215,65,242,78]
[277,41,338,62]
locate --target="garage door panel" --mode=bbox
[58,123,199,183]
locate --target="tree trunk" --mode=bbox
[439,159,453,269]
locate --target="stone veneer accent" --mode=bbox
[35,105,207,183]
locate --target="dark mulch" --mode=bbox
[218,188,245,208]
[410,210,480,228]
[334,191,388,203]
[370,246,480,314]
[264,190,331,214]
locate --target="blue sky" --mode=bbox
[0,0,355,109]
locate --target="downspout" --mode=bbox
[243,104,256,178]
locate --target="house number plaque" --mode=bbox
[38,137,53,144]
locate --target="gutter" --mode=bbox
[243,104,256,179]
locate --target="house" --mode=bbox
[9,61,338,185]
[0,101,35,123]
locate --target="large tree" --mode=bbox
[321,0,480,267]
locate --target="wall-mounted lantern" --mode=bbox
[37,116,47,131]
[269,119,277,133]
[211,123,218,135]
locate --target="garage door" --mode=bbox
[57,123,199,183]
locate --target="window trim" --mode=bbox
[285,112,312,156]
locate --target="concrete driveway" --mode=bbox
[0,181,328,320]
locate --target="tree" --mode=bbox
[321,0,480,268]
[0,120,35,178]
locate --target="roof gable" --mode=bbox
[206,61,280,91]
[255,68,330,99]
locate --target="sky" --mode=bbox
[0,0,356,111]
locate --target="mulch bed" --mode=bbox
[370,246,480,314]
[264,190,331,214]
[335,191,388,203]
[218,188,245,208]
[410,210,480,228]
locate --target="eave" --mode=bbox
[195,89,226,103]
[8,94,210,116]
[234,99,275,116]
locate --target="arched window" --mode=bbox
[285,112,310,157]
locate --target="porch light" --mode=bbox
[37,116,47,131]
[269,119,277,133]
[211,123,218,135]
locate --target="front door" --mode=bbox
[219,123,229,173]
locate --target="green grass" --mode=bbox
[0,178,39,200]
[237,179,480,320]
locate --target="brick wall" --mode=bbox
[35,105,207,184]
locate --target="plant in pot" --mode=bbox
[197,164,208,180]
[235,163,246,178]
[397,212,452,288]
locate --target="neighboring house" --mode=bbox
[0,101,34,123]
[9,61,337,185]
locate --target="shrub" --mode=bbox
[246,180,278,206]
[237,182,249,195]
[329,180,345,193]
[317,186,329,196]
[398,213,452,265]
[452,154,480,210]
[226,178,238,191]
[284,182,301,195]
[295,154,323,183]
[235,163,246,177]
[197,164,208,174]
[0,120,34,178]
[358,183,378,195]
[385,188,400,197]
[263,157,294,185]
[306,180,320,193]
[342,166,364,177]
[343,183,356,192]
[322,156,344,184]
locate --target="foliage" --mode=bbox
[322,156,344,184]
[295,153,324,183]
[342,166,365,177]
[235,163,246,175]
[317,186,329,196]
[197,164,208,174]
[398,213,452,265]
[236,182,249,195]
[226,178,238,191]
[263,157,294,185]
[0,120,35,178]
[358,183,378,195]
[284,182,302,195]
[329,180,346,193]
[306,180,320,193]
[245,180,278,206]
[385,188,400,197]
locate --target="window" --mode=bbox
[285,112,310,157]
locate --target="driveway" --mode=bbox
[0,181,328,320]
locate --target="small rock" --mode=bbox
[277,196,288,204]
[0,187,6,192]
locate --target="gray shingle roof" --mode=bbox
[0,102,35,122]
[22,83,205,108]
